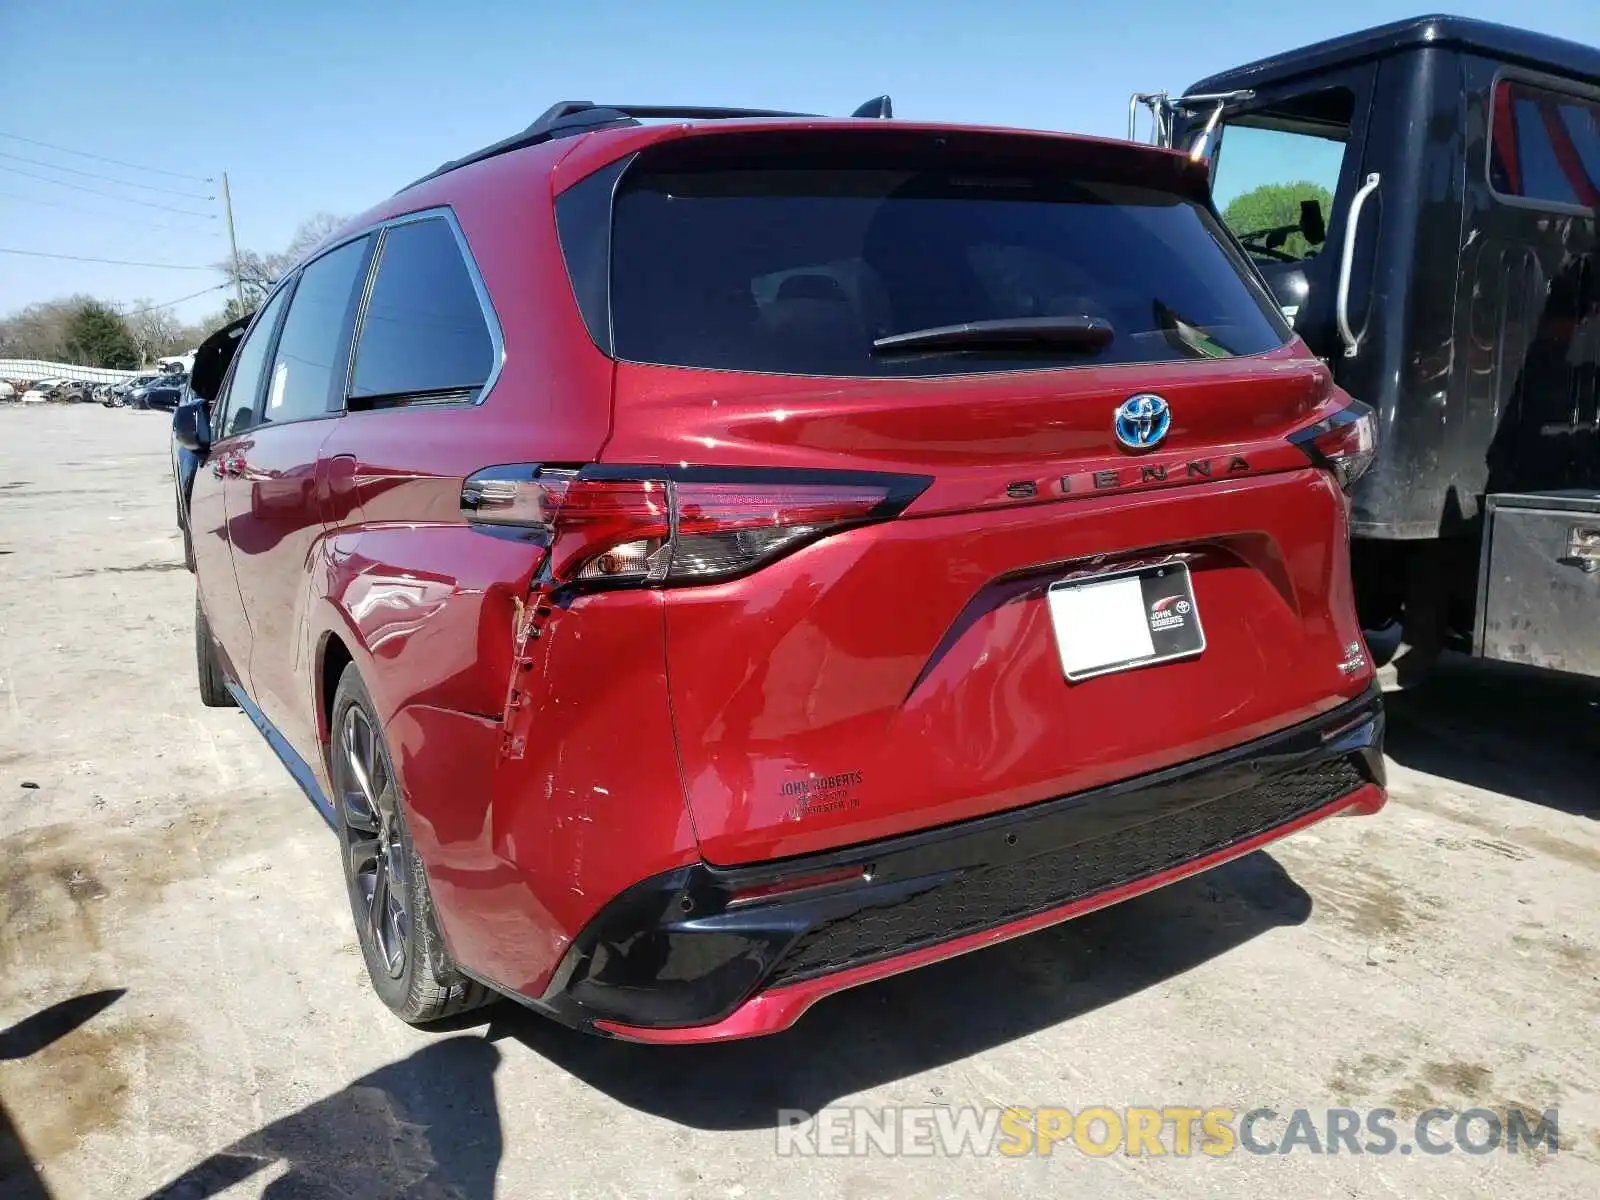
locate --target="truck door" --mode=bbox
[1196,67,1380,372]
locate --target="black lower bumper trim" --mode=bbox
[769,755,1365,985]
[542,688,1384,1030]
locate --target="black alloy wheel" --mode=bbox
[328,666,491,1022]
[336,701,411,980]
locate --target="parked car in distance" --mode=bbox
[173,97,1386,1042]
[111,374,162,404]
[19,379,63,404]
[128,375,184,409]
[136,384,183,412]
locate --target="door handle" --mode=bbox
[211,454,243,479]
[1336,172,1381,359]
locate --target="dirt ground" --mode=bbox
[1,404,1597,1199]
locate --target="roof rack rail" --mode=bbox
[401,96,895,192]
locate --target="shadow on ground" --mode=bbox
[141,1038,502,1200]
[1383,654,1600,818]
[500,848,1309,1130]
[133,848,1309,1197]
[0,989,126,1200]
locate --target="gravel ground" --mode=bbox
[1,404,1597,1199]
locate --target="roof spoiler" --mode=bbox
[402,95,895,192]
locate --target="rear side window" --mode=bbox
[263,236,372,424]
[602,152,1288,377]
[215,286,290,438]
[350,217,495,402]
[1490,79,1600,209]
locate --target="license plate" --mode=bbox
[1046,561,1205,682]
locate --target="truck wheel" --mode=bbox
[328,666,492,1024]
[194,592,236,708]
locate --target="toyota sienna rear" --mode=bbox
[175,100,1385,1041]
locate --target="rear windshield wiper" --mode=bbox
[872,315,1114,355]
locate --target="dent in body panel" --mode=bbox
[482,591,699,995]
[329,553,694,999]
[312,528,699,999]
[316,526,541,728]
[386,702,573,995]
[665,471,1368,866]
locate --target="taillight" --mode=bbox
[462,467,928,588]
[1290,401,1378,491]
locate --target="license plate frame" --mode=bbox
[1046,560,1206,683]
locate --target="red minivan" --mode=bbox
[173,100,1385,1042]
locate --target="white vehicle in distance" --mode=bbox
[20,379,65,404]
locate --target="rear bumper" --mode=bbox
[537,686,1385,1041]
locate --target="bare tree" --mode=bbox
[217,212,347,306]
[124,301,186,365]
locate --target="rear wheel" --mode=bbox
[194,592,236,708]
[329,666,491,1023]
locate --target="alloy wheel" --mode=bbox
[335,704,410,978]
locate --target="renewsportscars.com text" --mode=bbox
[775,1105,1560,1158]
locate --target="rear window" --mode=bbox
[594,149,1288,377]
[1490,79,1600,209]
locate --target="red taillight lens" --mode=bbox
[549,478,672,582]
[463,468,921,588]
[1291,402,1378,491]
[670,480,892,582]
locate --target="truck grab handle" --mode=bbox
[1338,173,1382,358]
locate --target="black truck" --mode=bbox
[1134,14,1600,683]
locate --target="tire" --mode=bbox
[328,666,491,1024]
[194,592,236,708]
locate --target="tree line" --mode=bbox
[0,213,345,369]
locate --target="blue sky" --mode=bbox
[3,0,1598,327]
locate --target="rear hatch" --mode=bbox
[561,126,1374,864]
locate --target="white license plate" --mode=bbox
[1046,562,1206,682]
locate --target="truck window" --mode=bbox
[1489,79,1600,209]
[1210,88,1354,263]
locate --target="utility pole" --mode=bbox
[221,171,245,312]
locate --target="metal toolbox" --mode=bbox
[1475,491,1600,677]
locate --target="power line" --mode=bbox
[121,284,229,316]
[0,189,221,235]
[0,247,215,270]
[0,165,217,218]
[0,151,215,201]
[0,130,213,183]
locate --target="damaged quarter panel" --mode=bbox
[312,526,695,997]
[306,383,694,995]
[484,590,700,995]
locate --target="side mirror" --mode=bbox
[172,399,211,452]
[1300,199,1327,246]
